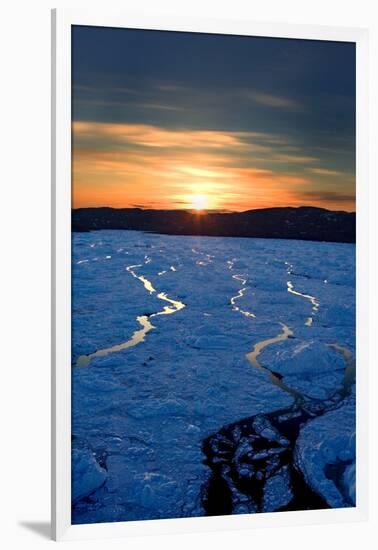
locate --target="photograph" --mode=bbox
[70,25,356,525]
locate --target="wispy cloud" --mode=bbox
[73,122,271,151]
[309,167,345,177]
[272,154,320,164]
[245,91,302,110]
[75,98,186,113]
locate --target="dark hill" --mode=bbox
[72,206,355,243]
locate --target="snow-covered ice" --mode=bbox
[72,230,355,523]
[295,394,356,508]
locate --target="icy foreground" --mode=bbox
[72,231,355,524]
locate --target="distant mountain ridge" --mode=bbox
[72,206,356,243]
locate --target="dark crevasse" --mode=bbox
[202,405,330,516]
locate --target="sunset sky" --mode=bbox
[72,26,356,212]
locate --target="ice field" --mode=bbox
[71,230,356,524]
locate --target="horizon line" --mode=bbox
[72,205,356,214]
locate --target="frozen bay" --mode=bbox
[72,230,355,523]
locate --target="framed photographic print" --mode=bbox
[51,8,369,541]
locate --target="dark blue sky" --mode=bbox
[72,25,356,211]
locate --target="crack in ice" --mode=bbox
[245,323,302,401]
[285,263,320,326]
[75,260,185,367]
[230,274,256,318]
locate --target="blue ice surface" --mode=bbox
[71,230,356,524]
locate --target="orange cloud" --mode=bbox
[72,121,354,211]
[73,121,262,151]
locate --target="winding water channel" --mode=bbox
[75,260,185,368]
[230,274,256,318]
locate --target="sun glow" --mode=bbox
[190,194,209,211]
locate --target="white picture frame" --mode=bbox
[51,8,369,541]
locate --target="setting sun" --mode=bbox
[191,194,209,211]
